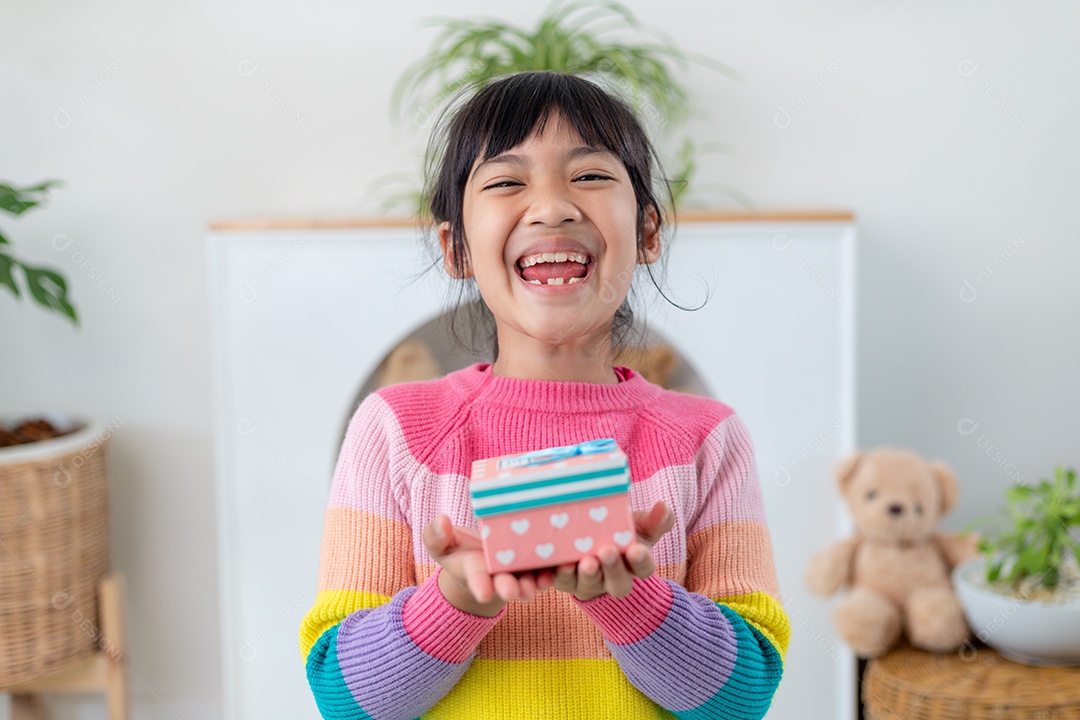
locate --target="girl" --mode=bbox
[299,71,789,720]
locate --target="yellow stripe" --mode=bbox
[299,589,389,661]
[713,591,790,661]
[422,658,672,720]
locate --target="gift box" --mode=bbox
[470,438,635,574]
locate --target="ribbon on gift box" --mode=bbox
[495,437,617,470]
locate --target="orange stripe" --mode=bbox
[686,521,779,599]
[317,507,415,594]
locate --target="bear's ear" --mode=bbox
[932,461,959,514]
[835,452,864,492]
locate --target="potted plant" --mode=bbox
[387,0,740,214]
[0,179,113,686]
[954,466,1080,665]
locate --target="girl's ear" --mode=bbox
[639,207,661,264]
[438,221,473,279]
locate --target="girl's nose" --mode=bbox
[525,183,583,226]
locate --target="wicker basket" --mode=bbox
[863,643,1080,720]
[0,417,112,686]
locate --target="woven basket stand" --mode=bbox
[0,422,111,686]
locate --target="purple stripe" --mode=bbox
[606,584,738,711]
[335,588,470,720]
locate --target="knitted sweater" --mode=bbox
[299,363,789,720]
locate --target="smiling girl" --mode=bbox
[300,71,789,720]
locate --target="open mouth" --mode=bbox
[515,251,592,286]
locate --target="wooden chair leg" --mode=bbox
[99,573,130,720]
[3,573,129,719]
[10,693,47,720]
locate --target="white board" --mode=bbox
[207,217,857,720]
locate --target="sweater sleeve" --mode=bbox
[298,393,502,720]
[574,413,790,720]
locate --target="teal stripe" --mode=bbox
[474,484,628,517]
[305,625,376,720]
[676,603,784,720]
[471,466,627,498]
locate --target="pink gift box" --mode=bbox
[470,438,635,574]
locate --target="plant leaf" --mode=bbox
[22,263,78,326]
[0,180,62,216]
[0,251,20,297]
[1006,484,1035,502]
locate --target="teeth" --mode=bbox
[518,252,590,268]
[525,275,585,286]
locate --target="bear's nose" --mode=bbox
[888,504,904,516]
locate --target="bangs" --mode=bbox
[467,74,640,172]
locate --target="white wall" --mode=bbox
[1,1,1077,718]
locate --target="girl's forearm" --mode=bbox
[576,576,785,720]
[305,575,503,720]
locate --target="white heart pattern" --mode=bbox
[588,506,608,522]
[496,549,515,566]
[480,525,492,539]
[613,531,634,547]
[535,543,555,559]
[573,537,594,552]
[510,519,530,535]
[549,512,569,529]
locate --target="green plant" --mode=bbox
[390,0,736,212]
[976,466,1080,590]
[0,180,78,325]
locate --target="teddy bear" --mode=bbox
[805,448,979,657]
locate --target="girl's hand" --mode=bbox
[422,515,556,617]
[552,501,675,602]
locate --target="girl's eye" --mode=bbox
[483,180,522,190]
[574,173,612,182]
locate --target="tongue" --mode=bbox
[521,261,587,283]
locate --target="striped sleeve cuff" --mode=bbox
[401,568,505,663]
[573,574,674,644]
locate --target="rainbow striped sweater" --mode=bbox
[300,363,789,720]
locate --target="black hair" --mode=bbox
[422,70,676,361]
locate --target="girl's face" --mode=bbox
[439,115,660,371]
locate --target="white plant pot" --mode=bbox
[953,557,1080,666]
[0,414,100,462]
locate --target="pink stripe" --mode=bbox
[687,415,768,531]
[378,366,735,486]
[575,574,674,644]
[327,394,408,521]
[622,415,766,567]
[401,569,502,663]
[628,393,735,484]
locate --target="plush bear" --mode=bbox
[805,448,979,657]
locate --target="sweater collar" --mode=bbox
[449,362,659,413]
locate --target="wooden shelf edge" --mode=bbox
[208,209,855,232]
[3,655,107,693]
